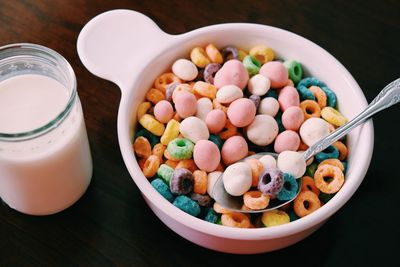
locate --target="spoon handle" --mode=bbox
[303,78,400,160]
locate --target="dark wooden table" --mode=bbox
[1,0,399,266]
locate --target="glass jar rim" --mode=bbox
[0,43,77,142]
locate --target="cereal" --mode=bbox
[243,191,270,210]
[135,128,160,147]
[137,101,152,120]
[221,212,251,228]
[293,190,321,217]
[157,164,174,183]
[249,45,275,64]
[133,136,152,158]
[300,99,321,120]
[190,47,210,68]
[146,88,165,104]
[139,114,165,136]
[218,119,237,140]
[249,94,261,109]
[190,193,213,207]
[203,63,221,85]
[261,210,290,227]
[301,176,320,196]
[243,55,261,76]
[318,158,344,172]
[170,168,194,195]
[277,173,299,201]
[245,158,265,187]
[308,86,327,109]
[167,138,194,160]
[205,44,223,64]
[204,208,219,223]
[332,140,348,161]
[283,60,303,83]
[297,77,337,107]
[151,178,175,202]
[192,170,208,195]
[258,167,284,197]
[314,164,344,194]
[213,201,230,214]
[221,46,239,61]
[176,159,197,173]
[173,195,201,217]
[142,155,160,178]
[154,72,181,93]
[160,119,180,145]
[152,143,166,161]
[321,106,348,127]
[193,81,217,99]
[315,145,339,163]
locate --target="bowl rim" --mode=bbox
[117,22,374,240]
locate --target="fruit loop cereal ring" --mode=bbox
[249,94,261,109]
[173,195,201,216]
[315,145,339,163]
[170,168,194,195]
[293,190,321,217]
[221,46,239,61]
[142,155,160,178]
[138,158,146,170]
[193,81,217,99]
[243,55,261,76]
[152,143,166,161]
[258,168,284,197]
[139,114,165,136]
[151,178,175,202]
[160,119,180,146]
[219,119,238,140]
[314,164,344,194]
[243,191,270,210]
[301,176,320,196]
[297,77,337,107]
[245,158,265,187]
[283,60,303,84]
[165,83,179,102]
[204,208,218,223]
[318,158,344,172]
[190,47,210,68]
[249,45,275,64]
[176,159,197,173]
[332,140,348,161]
[167,138,194,160]
[157,164,174,184]
[304,162,318,177]
[190,193,213,207]
[300,100,321,120]
[203,63,221,85]
[213,202,231,214]
[212,98,229,113]
[135,128,160,148]
[221,212,251,228]
[277,173,299,201]
[137,101,152,120]
[261,210,290,227]
[308,86,327,109]
[193,170,208,195]
[165,159,179,169]
[205,44,223,64]
[154,72,182,93]
[146,88,165,104]
[321,106,348,127]
[133,136,152,158]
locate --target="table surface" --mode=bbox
[1,0,399,266]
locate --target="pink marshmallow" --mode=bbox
[274,130,300,153]
[174,91,197,118]
[154,100,174,123]
[221,136,248,165]
[227,98,256,127]
[278,85,300,111]
[282,106,304,131]
[213,59,249,90]
[259,61,288,88]
[205,109,226,134]
[193,140,221,172]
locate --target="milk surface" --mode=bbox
[0,74,92,215]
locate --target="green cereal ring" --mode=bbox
[243,55,261,76]
[204,208,218,224]
[208,134,223,150]
[284,60,303,84]
[157,164,174,184]
[167,138,194,160]
[173,195,201,217]
[134,128,160,147]
[305,162,318,177]
[151,178,175,203]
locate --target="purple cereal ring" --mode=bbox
[222,46,239,61]
[195,69,204,82]
[249,94,261,109]
[258,167,284,197]
[170,168,194,195]
[166,82,179,102]
[204,63,221,84]
[190,193,213,207]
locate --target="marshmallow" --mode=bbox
[207,171,222,198]
[248,74,271,96]
[216,85,243,104]
[180,116,209,143]
[172,59,198,81]
[258,97,280,117]
[299,117,330,146]
[277,151,306,178]
[246,114,278,146]
[259,154,277,169]
[223,162,252,196]
[195,97,213,121]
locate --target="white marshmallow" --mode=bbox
[258,97,280,117]
[172,59,198,81]
[248,74,271,96]
[180,116,209,143]
[216,85,243,104]
[195,97,213,121]
[259,154,277,169]
[277,151,306,178]
[222,162,252,196]
[246,114,278,146]
[207,171,222,198]
[299,117,330,146]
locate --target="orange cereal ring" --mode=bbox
[300,100,321,120]
[298,140,309,151]
[332,140,348,161]
[301,176,320,196]
[154,72,182,93]
[308,86,327,109]
[193,170,208,195]
[212,98,229,113]
[219,119,237,140]
[165,159,179,169]
[205,43,223,64]
[173,112,182,122]
[314,165,344,194]
[133,136,152,158]
[221,212,251,228]
[245,158,264,187]
[190,47,210,68]
[176,159,197,173]
[215,162,225,172]
[213,202,231,214]
[243,191,270,210]
[137,102,152,120]
[138,158,146,170]
[146,88,165,104]
[152,143,166,162]
[193,81,217,99]
[293,190,321,217]
[318,158,344,172]
[142,155,160,178]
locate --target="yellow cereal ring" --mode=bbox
[332,140,348,161]
[160,119,180,145]
[221,212,251,228]
[321,106,348,127]
[190,47,210,68]
[237,49,248,61]
[314,164,344,194]
[308,86,327,109]
[318,158,344,172]
[249,45,275,64]
[137,102,152,120]
[152,143,166,162]
[213,202,231,214]
[300,99,321,120]
[139,114,165,136]
[261,210,290,227]
[243,191,270,210]
[142,155,160,178]
[133,136,152,158]
[212,98,228,113]
[176,159,197,173]
[193,81,217,99]
[293,190,321,217]
[193,170,208,195]
[146,88,165,104]
[205,44,223,64]
[154,72,182,93]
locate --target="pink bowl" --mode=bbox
[77,9,374,254]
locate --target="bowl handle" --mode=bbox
[77,9,175,96]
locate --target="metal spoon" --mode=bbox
[212,77,400,213]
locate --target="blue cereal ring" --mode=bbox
[320,86,337,108]
[315,145,339,163]
[208,134,223,150]
[265,89,278,99]
[277,173,299,201]
[167,138,194,160]
[173,195,201,217]
[204,208,219,224]
[297,77,337,107]
[151,178,175,203]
